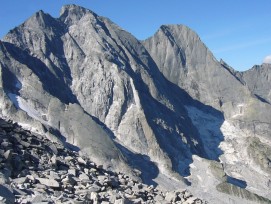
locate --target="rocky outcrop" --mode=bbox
[216,183,271,204]
[247,137,271,174]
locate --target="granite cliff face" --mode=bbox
[0,5,271,203]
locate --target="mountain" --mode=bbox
[0,4,271,203]
[143,25,271,201]
[239,63,271,104]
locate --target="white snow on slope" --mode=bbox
[7,93,46,124]
[185,106,223,160]
[185,105,271,199]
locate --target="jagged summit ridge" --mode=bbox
[0,4,271,203]
[1,4,198,183]
[59,4,100,26]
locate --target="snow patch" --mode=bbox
[186,105,271,198]
[219,119,271,198]
[185,106,223,160]
[15,80,22,89]
[7,93,19,108]
[7,93,47,124]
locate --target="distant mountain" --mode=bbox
[239,63,271,104]
[0,5,271,203]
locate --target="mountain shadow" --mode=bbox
[141,76,225,177]
[1,42,78,105]
[117,44,225,179]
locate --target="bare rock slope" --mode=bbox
[0,4,271,203]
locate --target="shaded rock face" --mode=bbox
[0,4,271,203]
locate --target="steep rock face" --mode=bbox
[0,4,271,203]
[240,63,271,104]
[142,25,249,112]
[143,25,271,124]
[0,5,209,187]
[142,25,271,125]
[143,24,271,200]
[0,10,131,174]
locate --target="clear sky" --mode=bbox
[1,0,271,71]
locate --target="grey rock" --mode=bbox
[183,197,197,204]
[209,161,227,182]
[26,175,36,182]
[65,156,74,162]
[12,177,27,184]
[13,188,27,196]
[77,157,86,165]
[48,143,58,155]
[76,185,101,194]
[3,150,12,160]
[142,25,250,112]
[1,142,10,148]
[216,182,271,204]
[19,140,30,148]
[247,132,271,173]
[31,194,46,203]
[49,171,61,180]
[165,191,177,202]
[97,175,107,182]
[0,172,9,185]
[124,188,132,195]
[0,4,270,204]
[36,178,60,188]
[0,115,204,203]
[154,194,165,202]
[62,175,77,186]
[78,173,89,181]
[0,184,15,204]
[114,198,131,204]
[90,192,99,202]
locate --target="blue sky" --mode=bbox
[1,0,271,71]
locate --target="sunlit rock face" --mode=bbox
[0,4,271,203]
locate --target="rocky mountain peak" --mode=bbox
[143,23,213,75]
[2,8,64,51]
[1,5,271,203]
[238,62,271,104]
[159,24,200,40]
[22,10,57,30]
[59,4,99,26]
